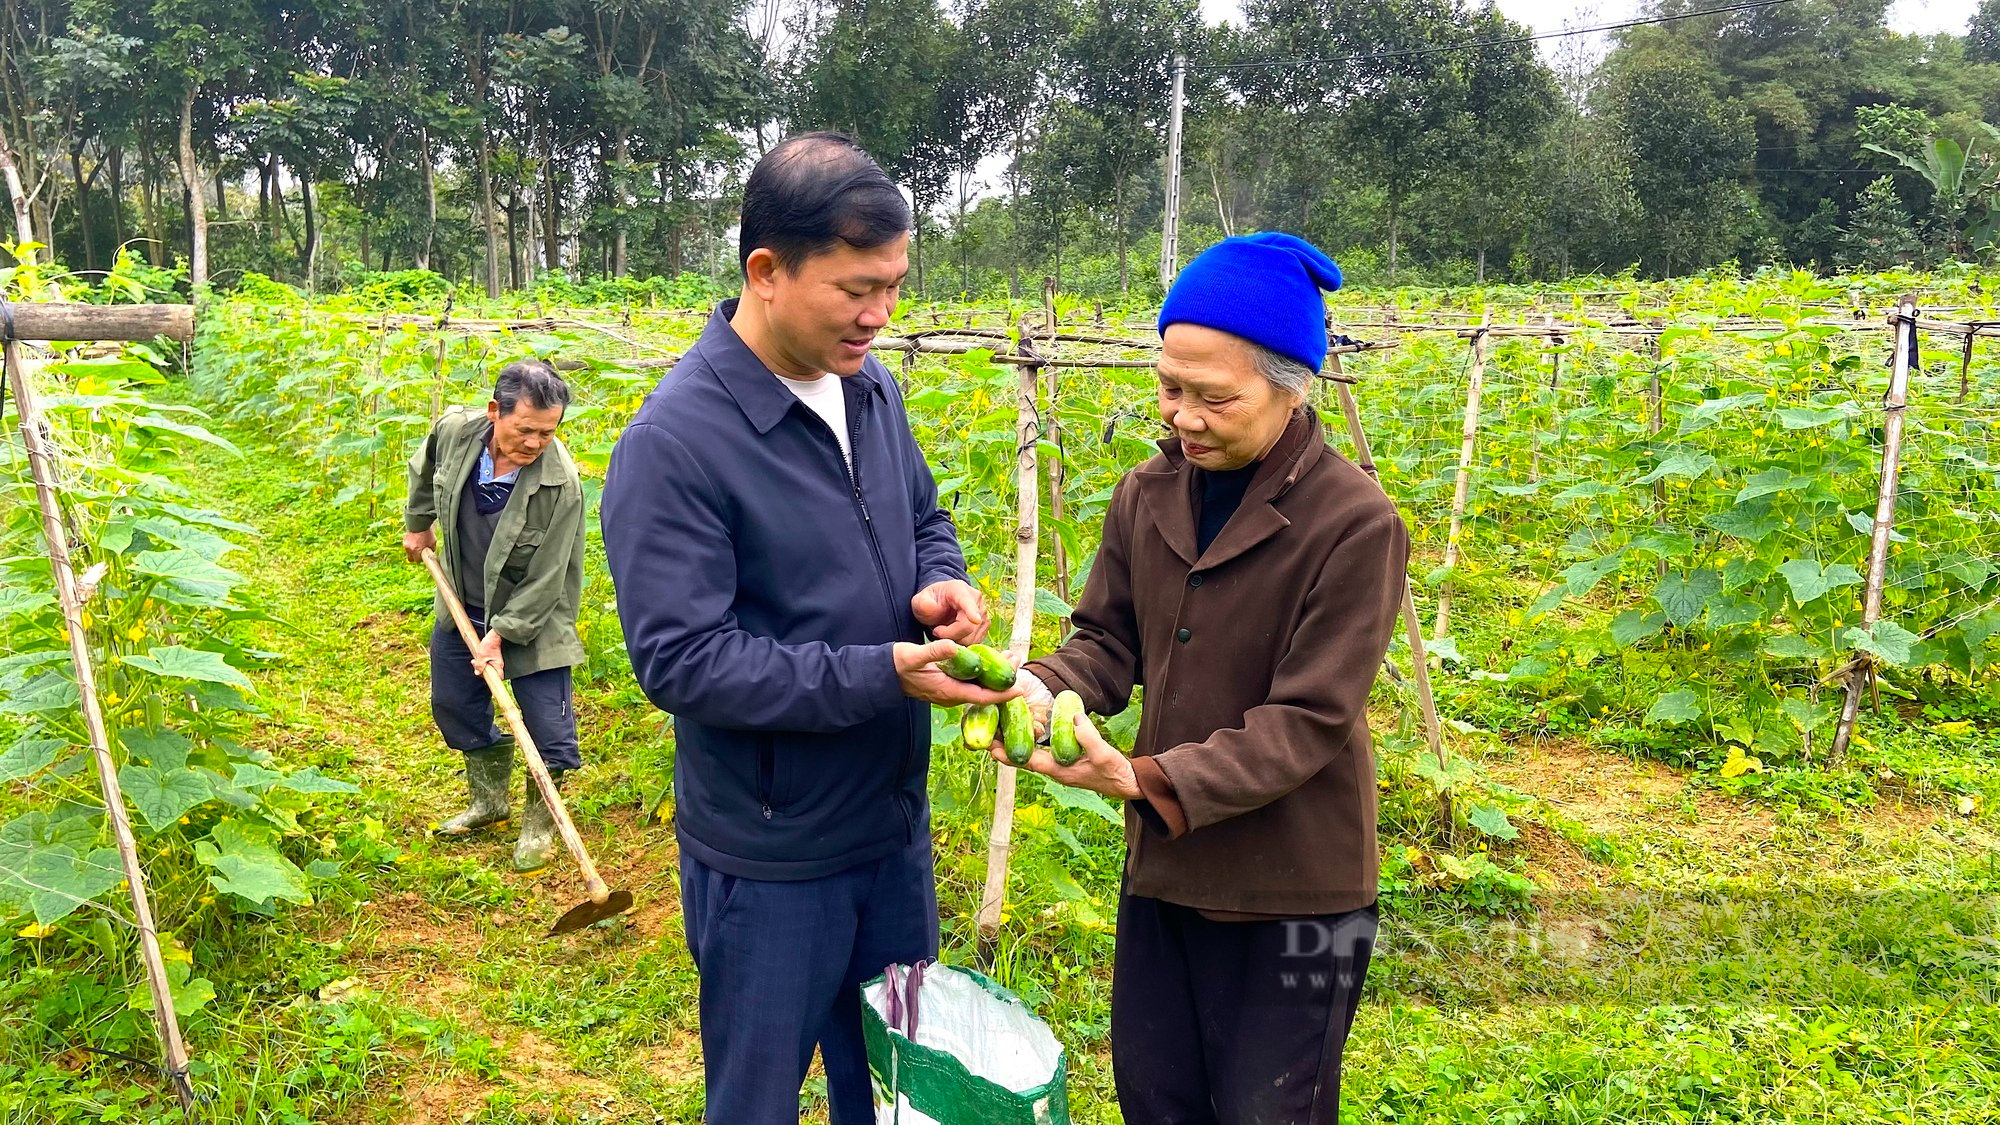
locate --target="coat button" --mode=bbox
[1188,573,1204,587]
[1176,628,1191,643]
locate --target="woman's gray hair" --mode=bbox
[1250,344,1315,398]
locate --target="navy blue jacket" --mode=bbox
[601,301,968,880]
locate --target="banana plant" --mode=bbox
[1861,128,2000,256]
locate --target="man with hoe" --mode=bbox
[601,132,1018,1123]
[1009,232,1408,1124]
[402,359,587,874]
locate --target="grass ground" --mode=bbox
[138,408,2000,1124]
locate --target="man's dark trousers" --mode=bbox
[428,610,581,771]
[680,833,938,1124]
[1112,894,1378,1125]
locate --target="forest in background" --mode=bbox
[9,0,2000,297]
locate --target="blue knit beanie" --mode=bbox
[1159,232,1343,373]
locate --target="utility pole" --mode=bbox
[1159,52,1186,294]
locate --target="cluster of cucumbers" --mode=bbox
[940,642,1087,767]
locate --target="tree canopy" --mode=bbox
[3,0,1994,295]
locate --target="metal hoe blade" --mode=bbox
[550,889,635,936]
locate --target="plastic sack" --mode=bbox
[862,961,1069,1125]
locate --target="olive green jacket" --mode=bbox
[404,406,586,678]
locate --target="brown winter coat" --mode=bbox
[1027,409,1408,916]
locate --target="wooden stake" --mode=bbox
[1433,321,1489,640]
[1648,334,1667,579]
[427,296,455,425]
[975,317,1044,963]
[2,337,198,1118]
[1831,297,1919,762]
[1331,356,1452,830]
[1959,331,1975,405]
[1040,280,1071,627]
[1529,314,1558,483]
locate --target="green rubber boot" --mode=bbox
[432,741,515,836]
[513,769,567,873]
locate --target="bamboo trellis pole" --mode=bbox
[1,310,199,1120]
[427,298,453,425]
[1433,321,1490,640]
[1830,298,1920,762]
[1329,353,1451,831]
[367,315,388,516]
[1959,329,1981,404]
[1529,314,1561,483]
[975,315,1044,963]
[1039,281,1072,627]
[1648,334,1668,579]
[0,302,193,339]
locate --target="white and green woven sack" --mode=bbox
[862,962,1070,1125]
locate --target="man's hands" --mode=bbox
[402,527,436,563]
[895,639,1020,707]
[472,629,505,678]
[912,580,989,645]
[993,709,1140,800]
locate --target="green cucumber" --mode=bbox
[1000,697,1035,766]
[939,643,985,682]
[1049,691,1086,765]
[961,703,1000,750]
[965,643,1016,690]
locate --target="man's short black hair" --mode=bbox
[494,359,570,415]
[739,132,912,275]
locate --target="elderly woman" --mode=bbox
[1006,232,1408,1124]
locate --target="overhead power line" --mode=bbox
[1195,0,1811,72]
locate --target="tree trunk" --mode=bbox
[524,191,538,281]
[271,157,295,259]
[1477,246,1486,283]
[541,116,560,273]
[177,88,208,287]
[479,129,500,295]
[469,19,506,294]
[507,188,522,289]
[72,148,97,271]
[1114,177,1128,293]
[957,170,972,295]
[1008,131,1024,299]
[418,125,437,271]
[612,128,631,277]
[258,157,273,237]
[107,147,126,249]
[1386,189,1399,283]
[213,170,227,218]
[138,138,164,266]
[660,160,683,276]
[1209,159,1234,236]
[273,163,300,257]
[1053,214,1064,293]
[1,117,38,255]
[301,176,319,292]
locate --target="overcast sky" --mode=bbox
[1196,0,1980,64]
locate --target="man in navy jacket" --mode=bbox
[601,133,1017,1124]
